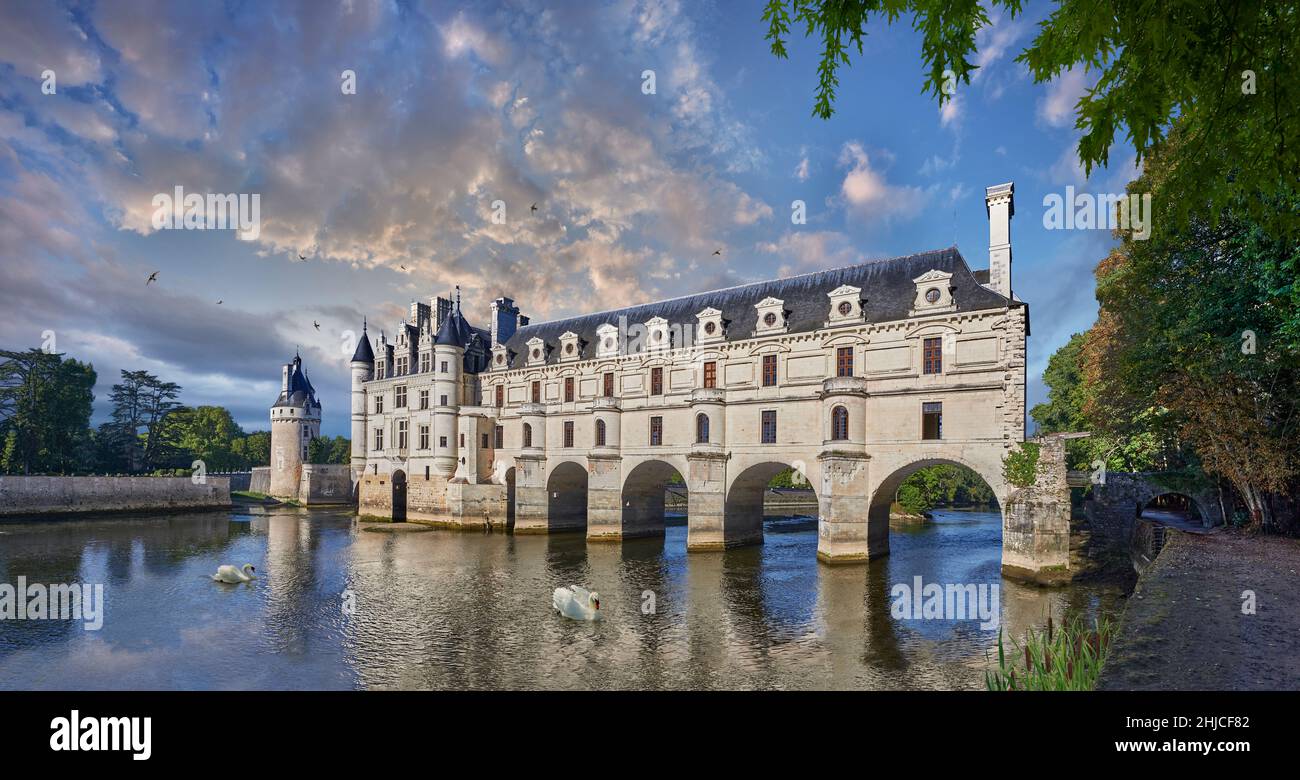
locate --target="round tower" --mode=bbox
[349,319,375,483]
[269,353,321,500]
[432,292,467,477]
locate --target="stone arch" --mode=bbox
[723,456,818,550]
[620,459,687,540]
[391,469,408,522]
[1141,491,1209,525]
[545,459,588,532]
[863,455,1005,560]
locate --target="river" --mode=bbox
[0,505,1124,690]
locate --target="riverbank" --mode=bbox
[1097,529,1300,690]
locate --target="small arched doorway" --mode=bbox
[391,469,408,522]
[505,467,516,531]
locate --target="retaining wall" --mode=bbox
[0,475,231,517]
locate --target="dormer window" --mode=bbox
[911,270,956,315]
[526,336,547,366]
[827,284,863,325]
[596,323,619,358]
[558,330,581,362]
[695,307,725,345]
[754,297,787,336]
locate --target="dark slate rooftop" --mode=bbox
[498,247,1019,367]
[351,321,375,363]
[273,354,321,408]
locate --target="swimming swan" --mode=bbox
[552,585,602,621]
[212,564,256,583]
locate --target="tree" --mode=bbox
[106,370,182,472]
[0,349,96,474]
[232,431,271,467]
[159,406,246,471]
[763,0,1300,233]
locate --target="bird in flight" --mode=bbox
[216,300,223,305]
[313,321,321,331]
[712,248,722,256]
[400,264,407,271]
[146,271,158,285]
[530,202,538,214]
[297,252,307,261]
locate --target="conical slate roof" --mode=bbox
[351,320,375,363]
[272,354,321,409]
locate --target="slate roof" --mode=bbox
[273,355,321,409]
[351,321,375,363]
[498,247,1021,368]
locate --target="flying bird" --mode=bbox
[297,253,307,261]
[216,300,223,305]
[400,264,407,271]
[146,271,158,285]
[530,202,538,214]
[313,321,321,331]
[712,248,722,256]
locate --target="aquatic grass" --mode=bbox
[984,613,1114,691]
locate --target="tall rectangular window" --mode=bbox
[649,416,663,446]
[531,381,541,403]
[650,367,663,395]
[394,386,406,408]
[419,389,429,410]
[374,429,383,450]
[439,394,448,407]
[495,385,504,407]
[922,402,943,440]
[603,372,615,397]
[923,337,943,374]
[481,433,489,449]
[836,347,854,377]
[420,353,430,373]
[494,425,504,449]
[703,361,717,389]
[397,420,408,449]
[762,354,777,387]
[564,376,574,402]
[439,435,448,448]
[440,360,448,373]
[374,395,384,414]
[761,410,777,443]
[418,425,429,450]
[564,420,574,448]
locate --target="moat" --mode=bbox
[0,506,1125,690]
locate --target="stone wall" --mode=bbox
[1084,472,1224,548]
[218,471,252,491]
[298,464,353,505]
[249,467,271,495]
[0,475,231,517]
[357,473,393,518]
[1001,435,1071,579]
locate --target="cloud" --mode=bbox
[835,142,929,222]
[757,230,869,277]
[1038,67,1090,128]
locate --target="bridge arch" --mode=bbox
[723,456,818,550]
[863,455,1005,559]
[545,459,588,532]
[620,458,687,539]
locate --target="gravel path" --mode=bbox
[1098,529,1300,690]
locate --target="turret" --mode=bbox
[432,288,468,477]
[350,319,375,482]
[269,352,321,500]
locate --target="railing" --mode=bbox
[689,388,726,404]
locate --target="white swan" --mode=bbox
[552,585,602,621]
[211,563,256,583]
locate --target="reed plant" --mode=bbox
[985,613,1114,691]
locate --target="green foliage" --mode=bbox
[0,349,97,474]
[232,431,271,467]
[764,0,1300,233]
[986,613,1114,691]
[768,467,809,488]
[307,435,351,465]
[159,405,246,471]
[1003,442,1040,488]
[895,464,996,514]
[104,369,182,473]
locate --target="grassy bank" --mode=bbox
[985,614,1114,691]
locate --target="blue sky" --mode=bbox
[0,0,1137,436]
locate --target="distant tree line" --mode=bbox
[0,349,349,475]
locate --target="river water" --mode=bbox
[0,506,1123,690]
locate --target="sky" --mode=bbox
[0,0,1141,437]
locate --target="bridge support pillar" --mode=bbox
[817,450,878,563]
[586,453,623,541]
[686,451,728,551]
[1001,436,1071,582]
[512,453,549,534]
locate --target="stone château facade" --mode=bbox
[349,183,1063,575]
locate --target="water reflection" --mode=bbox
[0,507,1124,690]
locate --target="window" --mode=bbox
[523,423,533,448]
[564,376,574,402]
[374,394,384,414]
[649,416,663,446]
[831,405,849,440]
[397,420,408,450]
[494,425,504,449]
[439,394,448,407]
[703,361,716,389]
[440,360,448,373]
[459,433,464,448]
[420,353,431,373]
[922,402,943,440]
[925,288,941,304]
[495,385,504,408]
[482,433,489,449]
[374,429,383,450]
[419,425,430,450]
[603,372,614,397]
[419,389,429,410]
[396,356,407,375]
[395,385,407,408]
[650,367,663,395]
[923,337,943,374]
[696,413,710,443]
[595,419,606,446]
[439,435,447,448]
[762,354,777,387]
[563,421,574,448]
[761,410,777,443]
[376,362,385,380]
[836,347,854,377]
[531,381,541,403]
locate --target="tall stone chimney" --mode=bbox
[985,182,1014,299]
[490,296,520,346]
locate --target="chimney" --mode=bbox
[985,182,1014,298]
[281,362,290,393]
[490,296,520,346]
[432,296,453,329]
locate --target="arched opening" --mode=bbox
[867,459,1001,557]
[504,467,516,531]
[724,461,813,548]
[622,460,686,539]
[522,423,533,448]
[1140,492,1203,526]
[695,413,710,444]
[831,405,849,440]
[546,461,588,532]
[595,419,606,447]
[391,469,407,522]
